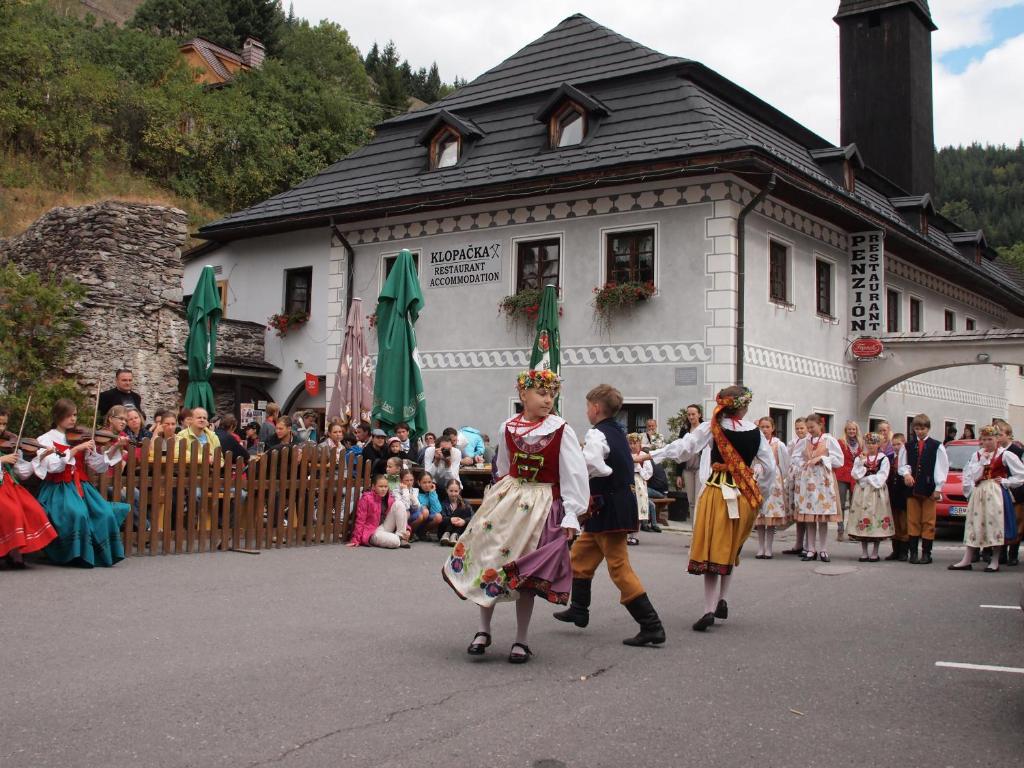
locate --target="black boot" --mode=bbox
[907,537,920,564]
[917,538,933,565]
[884,540,902,561]
[1007,543,1020,566]
[998,546,1009,565]
[553,578,591,628]
[622,593,666,646]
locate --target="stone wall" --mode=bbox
[0,201,189,415]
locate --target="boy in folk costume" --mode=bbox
[897,414,950,565]
[553,385,666,646]
[650,386,775,632]
[848,432,894,562]
[442,370,588,663]
[948,425,1024,572]
[792,414,843,562]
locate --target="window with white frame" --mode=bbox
[886,288,901,332]
[515,238,561,292]
[617,402,654,434]
[965,316,976,330]
[768,240,790,304]
[606,228,655,286]
[944,309,956,331]
[814,257,834,318]
[909,296,923,332]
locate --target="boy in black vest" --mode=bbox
[553,384,665,646]
[897,414,949,564]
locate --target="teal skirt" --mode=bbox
[39,480,129,567]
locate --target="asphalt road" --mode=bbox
[2,527,1022,768]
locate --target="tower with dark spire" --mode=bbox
[834,0,937,194]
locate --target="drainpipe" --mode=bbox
[735,174,776,386]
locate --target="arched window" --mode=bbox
[550,102,586,148]
[430,126,461,170]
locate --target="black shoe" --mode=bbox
[907,537,920,564]
[640,522,652,532]
[947,563,973,571]
[1007,543,1020,566]
[649,521,662,533]
[623,593,666,646]
[467,632,491,655]
[883,547,900,561]
[714,599,728,620]
[626,535,639,546]
[801,552,818,562]
[553,578,591,628]
[782,547,803,556]
[819,551,831,563]
[692,613,715,632]
[508,642,532,664]
[755,554,766,559]
[858,556,870,562]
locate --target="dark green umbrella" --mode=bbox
[529,283,561,410]
[183,265,221,414]
[372,250,428,436]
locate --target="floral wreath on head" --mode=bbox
[517,368,562,392]
[715,388,753,412]
[979,424,999,438]
[864,432,882,445]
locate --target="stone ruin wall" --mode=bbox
[0,201,190,416]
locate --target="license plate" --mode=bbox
[948,506,967,517]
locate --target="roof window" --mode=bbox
[552,103,586,147]
[416,110,484,172]
[432,127,461,170]
[535,83,609,150]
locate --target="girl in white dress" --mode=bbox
[792,414,843,563]
[754,416,790,559]
[848,433,893,562]
[948,425,1024,572]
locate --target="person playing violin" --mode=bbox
[0,405,57,569]
[32,398,130,567]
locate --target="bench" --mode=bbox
[652,498,672,526]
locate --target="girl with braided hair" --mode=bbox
[651,386,775,632]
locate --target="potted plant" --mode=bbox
[591,280,656,329]
[498,288,563,323]
[267,310,309,338]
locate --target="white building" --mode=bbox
[185,3,1024,440]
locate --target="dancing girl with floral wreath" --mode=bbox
[441,369,589,663]
[650,386,775,631]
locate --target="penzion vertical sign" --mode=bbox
[848,231,885,335]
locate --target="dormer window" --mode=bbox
[432,127,460,169]
[552,103,586,148]
[535,83,609,150]
[416,110,484,172]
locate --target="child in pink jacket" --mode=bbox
[348,474,410,549]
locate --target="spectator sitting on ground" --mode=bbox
[177,407,193,434]
[243,422,261,451]
[175,407,222,464]
[98,368,144,422]
[395,468,426,536]
[454,425,485,465]
[384,456,403,491]
[124,406,151,445]
[424,434,461,488]
[438,478,474,546]
[417,432,436,465]
[362,429,389,474]
[416,472,443,526]
[347,474,410,549]
[258,403,280,446]
[214,414,250,464]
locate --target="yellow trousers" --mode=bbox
[570,531,645,604]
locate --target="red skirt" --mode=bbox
[0,478,58,557]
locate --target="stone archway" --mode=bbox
[855,329,1024,422]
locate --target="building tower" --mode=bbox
[834,0,937,194]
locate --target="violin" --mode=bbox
[62,427,120,446]
[0,430,43,455]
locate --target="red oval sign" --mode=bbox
[851,337,884,359]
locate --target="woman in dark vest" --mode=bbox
[651,386,775,631]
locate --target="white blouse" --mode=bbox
[962,446,1024,497]
[32,429,122,480]
[851,455,890,489]
[494,415,587,531]
[0,453,34,483]
[650,418,776,500]
[793,434,844,470]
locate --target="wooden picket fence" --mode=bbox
[88,439,371,556]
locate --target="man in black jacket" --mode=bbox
[98,368,143,420]
[554,384,665,647]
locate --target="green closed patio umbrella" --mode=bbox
[529,283,561,411]
[372,249,428,436]
[183,265,221,414]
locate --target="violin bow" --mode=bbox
[9,393,31,455]
[89,380,101,447]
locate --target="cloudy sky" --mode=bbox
[291,0,1024,148]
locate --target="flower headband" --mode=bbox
[864,432,882,445]
[715,388,753,411]
[979,425,999,438]
[517,369,562,391]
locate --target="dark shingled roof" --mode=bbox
[834,0,936,30]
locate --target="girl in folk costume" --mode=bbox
[651,386,775,632]
[628,432,653,544]
[32,398,130,567]
[442,370,588,663]
[0,406,57,568]
[753,416,790,559]
[948,425,1024,572]
[848,432,894,562]
[835,420,864,542]
[782,417,808,556]
[792,413,843,563]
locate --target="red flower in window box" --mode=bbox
[266,311,309,338]
[498,288,563,322]
[591,281,656,330]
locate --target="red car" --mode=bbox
[935,439,980,529]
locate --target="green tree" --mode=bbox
[130,0,235,49]
[224,0,285,54]
[0,263,89,436]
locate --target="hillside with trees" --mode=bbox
[0,0,460,238]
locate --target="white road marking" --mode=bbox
[936,661,1024,675]
[979,604,1022,610]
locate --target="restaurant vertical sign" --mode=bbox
[848,231,885,336]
